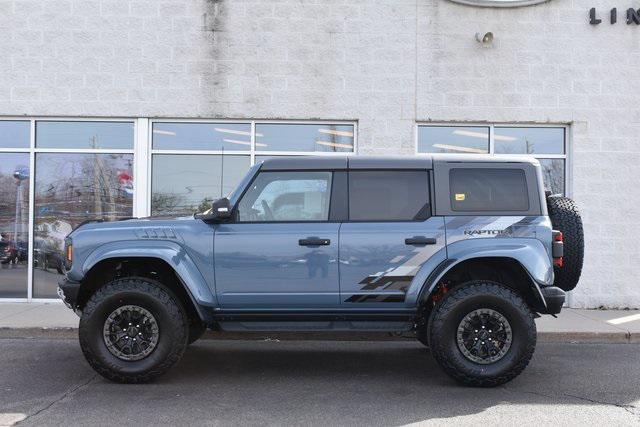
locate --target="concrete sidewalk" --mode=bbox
[0,302,639,342]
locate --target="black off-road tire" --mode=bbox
[79,277,189,383]
[187,320,207,345]
[428,281,536,387]
[547,196,584,292]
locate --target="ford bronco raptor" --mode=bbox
[58,155,583,387]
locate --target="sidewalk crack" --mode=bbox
[14,374,98,425]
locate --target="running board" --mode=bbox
[212,310,416,332]
[217,320,414,333]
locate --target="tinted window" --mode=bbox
[36,121,134,149]
[237,171,332,222]
[33,153,133,298]
[255,124,355,153]
[493,127,564,155]
[450,168,529,212]
[0,121,30,148]
[418,126,489,154]
[152,122,251,151]
[151,155,250,216]
[0,153,29,298]
[349,171,429,221]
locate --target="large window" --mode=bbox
[349,171,430,221]
[0,119,135,300]
[0,151,29,298]
[150,121,356,216]
[417,125,568,195]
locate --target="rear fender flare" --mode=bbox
[405,238,553,307]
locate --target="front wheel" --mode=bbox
[428,281,536,387]
[79,277,189,383]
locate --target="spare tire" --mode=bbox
[547,196,584,291]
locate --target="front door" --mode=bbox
[339,170,446,307]
[214,170,339,309]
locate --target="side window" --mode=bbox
[450,168,529,212]
[348,171,430,221]
[237,171,332,222]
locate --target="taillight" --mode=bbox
[552,230,563,267]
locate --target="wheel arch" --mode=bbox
[416,256,547,314]
[78,255,213,324]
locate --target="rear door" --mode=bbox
[339,169,446,307]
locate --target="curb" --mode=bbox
[0,327,635,343]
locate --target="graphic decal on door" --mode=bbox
[344,242,440,303]
[343,216,548,303]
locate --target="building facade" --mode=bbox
[0,0,637,307]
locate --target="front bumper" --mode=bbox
[57,277,81,313]
[540,286,565,315]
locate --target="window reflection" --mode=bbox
[0,153,29,298]
[152,123,252,151]
[494,127,564,155]
[417,126,489,154]
[255,124,355,152]
[151,155,250,216]
[33,153,134,298]
[0,121,30,148]
[36,121,134,149]
[539,159,565,195]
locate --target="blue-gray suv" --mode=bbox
[58,155,583,386]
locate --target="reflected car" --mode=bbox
[33,238,65,273]
[0,240,27,265]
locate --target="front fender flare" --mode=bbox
[82,240,217,308]
[405,238,553,307]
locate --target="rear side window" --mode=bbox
[450,168,529,212]
[349,171,430,221]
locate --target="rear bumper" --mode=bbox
[57,277,81,313]
[540,286,565,315]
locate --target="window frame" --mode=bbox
[0,117,137,302]
[415,123,570,197]
[346,169,432,223]
[234,170,335,224]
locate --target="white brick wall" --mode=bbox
[1,0,638,307]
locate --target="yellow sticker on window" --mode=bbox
[455,193,466,201]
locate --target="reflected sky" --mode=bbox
[418,126,489,154]
[151,154,250,216]
[36,121,134,149]
[494,127,564,154]
[256,124,354,152]
[153,122,252,151]
[0,121,30,148]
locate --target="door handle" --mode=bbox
[299,237,331,246]
[405,236,437,246]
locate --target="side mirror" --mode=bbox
[194,198,232,222]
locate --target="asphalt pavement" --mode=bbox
[0,339,638,426]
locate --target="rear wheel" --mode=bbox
[79,277,188,383]
[429,281,536,387]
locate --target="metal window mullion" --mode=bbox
[489,125,495,155]
[27,119,35,301]
[250,121,256,165]
[134,118,150,218]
